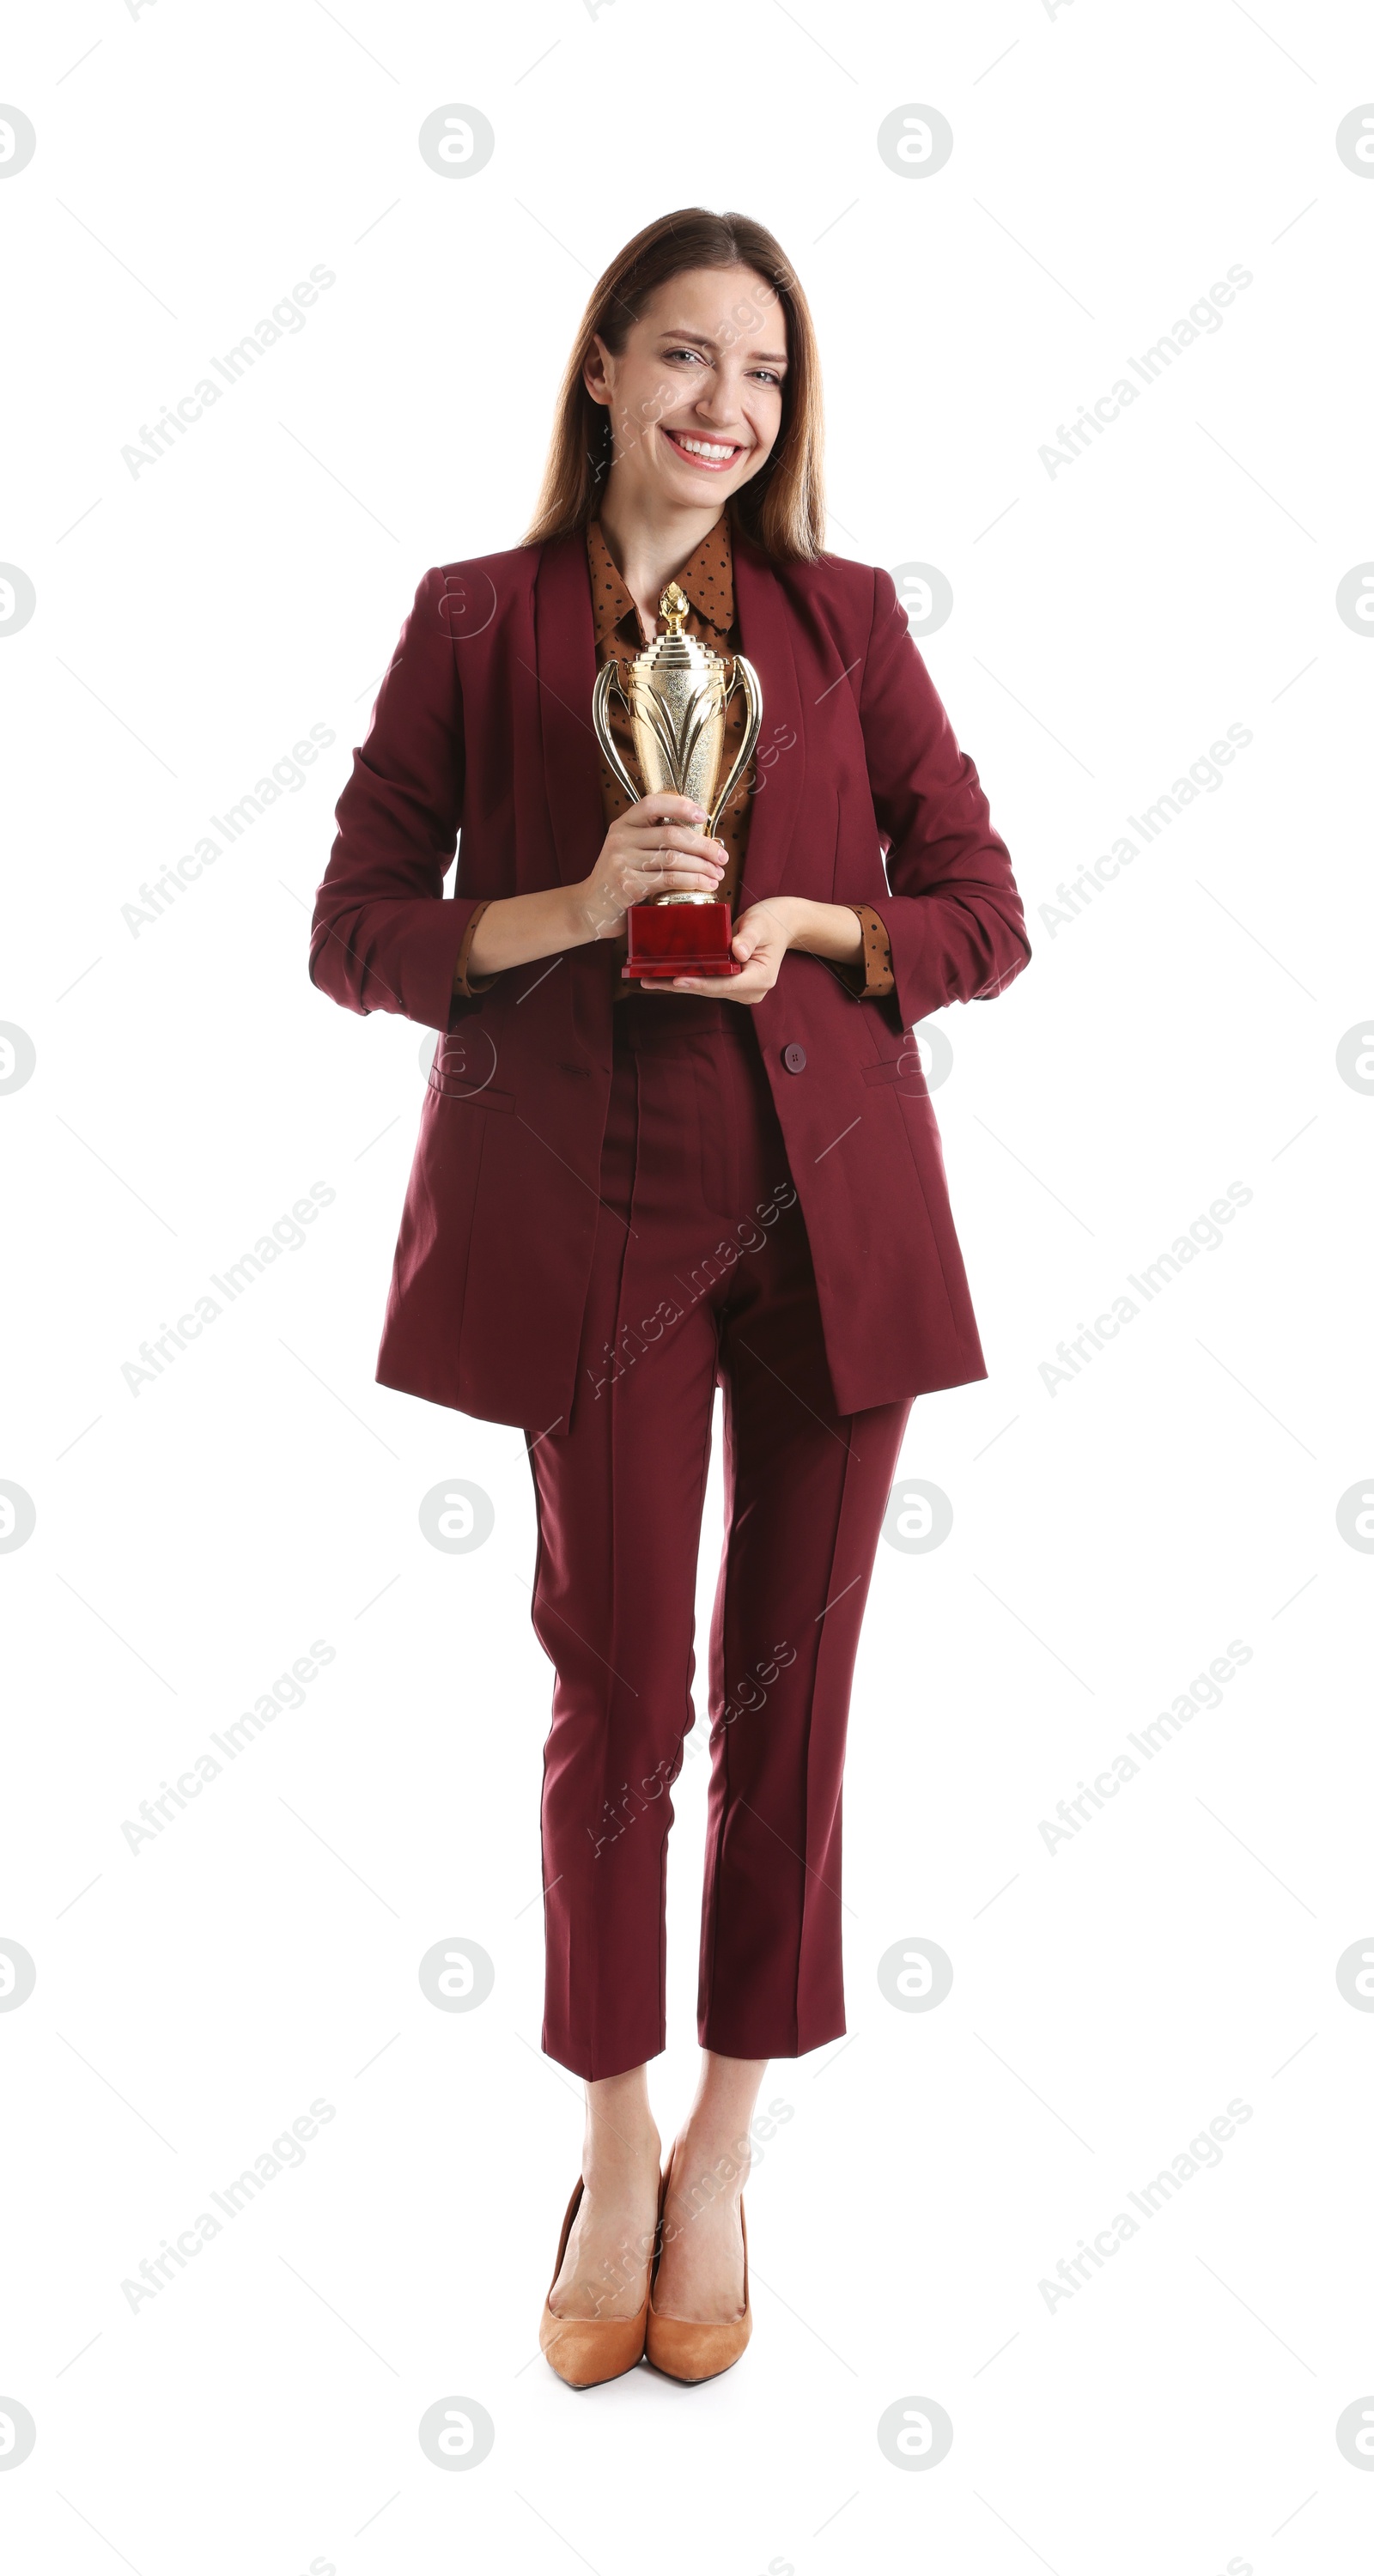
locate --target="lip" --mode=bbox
[660,425,748,473]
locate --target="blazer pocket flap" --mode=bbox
[428,1069,515,1108]
[861,1054,926,1090]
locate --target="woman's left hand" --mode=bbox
[637,897,798,1005]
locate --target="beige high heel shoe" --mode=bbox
[645,2150,752,2384]
[538,2180,652,2389]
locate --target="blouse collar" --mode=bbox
[586,516,736,646]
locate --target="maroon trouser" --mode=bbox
[527,996,910,2081]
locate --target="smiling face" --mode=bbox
[585,264,788,516]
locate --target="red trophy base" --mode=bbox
[622,900,743,981]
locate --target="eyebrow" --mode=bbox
[656,327,788,365]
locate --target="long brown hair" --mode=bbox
[523,208,825,561]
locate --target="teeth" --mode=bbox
[672,434,737,461]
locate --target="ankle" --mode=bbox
[671,2124,751,2204]
[582,2120,660,2189]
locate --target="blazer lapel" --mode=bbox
[732,532,806,908]
[532,533,606,887]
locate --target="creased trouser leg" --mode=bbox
[700,1304,908,2058]
[526,1001,909,2081]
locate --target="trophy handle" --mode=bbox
[708,655,763,837]
[591,660,643,810]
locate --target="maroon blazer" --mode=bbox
[309,528,1030,1429]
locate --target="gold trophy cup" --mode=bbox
[592,581,763,979]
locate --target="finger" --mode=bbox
[626,970,727,996]
[673,975,757,1002]
[626,793,708,828]
[633,870,721,894]
[623,826,727,861]
[634,866,725,896]
[634,863,726,892]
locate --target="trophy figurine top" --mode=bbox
[591,581,763,908]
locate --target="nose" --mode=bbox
[691,383,742,433]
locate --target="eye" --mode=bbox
[751,368,782,386]
[664,346,706,366]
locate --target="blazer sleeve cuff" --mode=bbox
[878,890,1031,1032]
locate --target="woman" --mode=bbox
[310,208,1030,2387]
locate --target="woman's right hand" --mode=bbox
[575,794,727,943]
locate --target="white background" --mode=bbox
[3,2,1372,2569]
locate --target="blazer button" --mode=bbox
[782,1042,807,1074]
